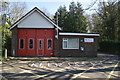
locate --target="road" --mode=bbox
[1,53,120,80]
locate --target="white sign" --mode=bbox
[84,38,94,43]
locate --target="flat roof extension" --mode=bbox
[59,33,100,36]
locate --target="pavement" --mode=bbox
[0,53,120,80]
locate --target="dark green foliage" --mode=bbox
[54,6,68,30]
[99,39,120,55]
[54,2,87,33]
[90,1,120,55]
[97,1,120,41]
[3,35,11,56]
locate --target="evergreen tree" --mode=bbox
[54,6,67,30]
[54,2,87,33]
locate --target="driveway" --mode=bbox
[1,53,119,80]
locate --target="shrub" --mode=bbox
[99,39,120,55]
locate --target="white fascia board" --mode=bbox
[10,8,62,30]
[35,9,62,30]
[10,9,35,30]
[18,26,54,28]
[59,33,100,36]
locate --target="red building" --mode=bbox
[10,7,100,57]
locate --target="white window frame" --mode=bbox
[19,38,24,49]
[62,38,68,49]
[62,38,79,49]
[47,39,52,50]
[28,38,34,49]
[38,39,42,49]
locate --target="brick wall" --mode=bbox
[11,26,18,56]
[54,35,98,57]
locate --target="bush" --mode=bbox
[99,39,120,55]
[2,35,11,57]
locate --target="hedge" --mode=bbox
[99,40,120,55]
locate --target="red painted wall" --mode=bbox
[18,29,54,56]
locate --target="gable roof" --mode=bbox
[10,7,61,30]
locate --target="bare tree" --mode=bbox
[1,2,26,25]
[0,1,26,56]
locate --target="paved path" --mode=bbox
[1,53,120,80]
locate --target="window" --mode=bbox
[63,38,68,48]
[48,39,52,49]
[38,39,42,49]
[63,38,79,49]
[20,39,24,49]
[29,39,34,49]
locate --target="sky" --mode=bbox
[5,0,111,15]
[25,0,99,15]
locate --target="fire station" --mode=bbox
[10,7,100,57]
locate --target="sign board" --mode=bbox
[84,38,94,43]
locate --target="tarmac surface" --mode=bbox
[0,53,120,80]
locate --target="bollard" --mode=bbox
[5,49,7,58]
[13,50,15,56]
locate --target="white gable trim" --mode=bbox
[37,9,61,30]
[10,7,61,30]
[10,8,36,29]
[35,9,61,30]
